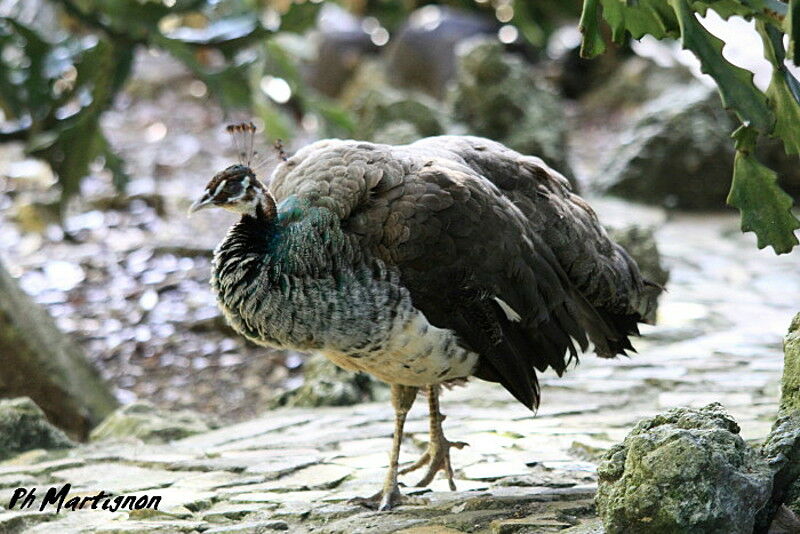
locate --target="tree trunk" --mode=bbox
[0,258,118,439]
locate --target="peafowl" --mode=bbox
[189,123,661,510]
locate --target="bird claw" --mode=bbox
[400,437,468,490]
[349,485,427,511]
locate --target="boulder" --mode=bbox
[580,55,696,112]
[448,39,573,182]
[271,354,386,408]
[554,36,634,100]
[307,3,378,97]
[594,76,800,209]
[0,398,74,461]
[755,412,800,532]
[780,313,800,413]
[593,198,669,322]
[596,403,772,534]
[753,313,800,532]
[596,83,736,209]
[605,224,668,323]
[90,401,213,443]
[339,61,446,144]
[386,5,499,98]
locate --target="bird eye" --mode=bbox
[223,181,243,195]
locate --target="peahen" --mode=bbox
[190,123,661,510]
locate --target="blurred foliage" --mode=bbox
[0,0,333,212]
[346,0,581,46]
[0,0,576,213]
[580,0,800,254]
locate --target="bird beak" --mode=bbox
[188,195,212,215]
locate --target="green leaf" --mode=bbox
[75,0,170,40]
[689,0,761,19]
[579,0,607,58]
[55,120,103,204]
[511,1,547,48]
[669,0,774,132]
[254,99,293,141]
[305,94,355,137]
[758,22,800,155]
[98,133,129,191]
[727,126,800,254]
[767,76,800,154]
[153,33,252,109]
[27,37,133,208]
[278,2,322,34]
[264,38,303,88]
[790,0,800,64]
[163,15,270,55]
[0,18,53,120]
[598,0,680,42]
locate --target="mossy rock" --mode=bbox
[339,61,446,144]
[448,38,573,183]
[781,313,800,413]
[595,81,800,209]
[0,397,74,461]
[271,354,387,408]
[90,401,213,443]
[596,402,771,534]
[605,224,668,323]
[753,314,800,529]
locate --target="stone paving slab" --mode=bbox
[0,211,797,533]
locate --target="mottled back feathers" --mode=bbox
[267,135,660,409]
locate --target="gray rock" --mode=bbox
[90,401,213,443]
[595,78,800,209]
[605,224,668,323]
[597,83,735,209]
[755,412,800,531]
[270,354,387,408]
[448,39,573,182]
[307,4,378,98]
[780,313,800,413]
[560,517,605,534]
[0,398,74,461]
[765,505,800,534]
[386,5,498,98]
[753,314,800,531]
[316,513,425,534]
[580,56,696,112]
[339,61,446,144]
[554,38,634,101]
[596,402,772,534]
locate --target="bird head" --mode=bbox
[188,164,276,220]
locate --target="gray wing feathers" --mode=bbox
[408,135,655,321]
[266,136,656,373]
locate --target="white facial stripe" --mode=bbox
[213,179,227,196]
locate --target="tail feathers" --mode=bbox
[473,294,647,411]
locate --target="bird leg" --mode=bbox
[400,384,468,490]
[350,384,423,511]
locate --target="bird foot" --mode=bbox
[400,435,468,490]
[349,484,427,511]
